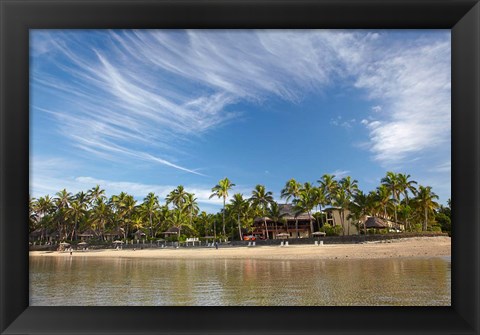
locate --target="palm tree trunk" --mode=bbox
[222,198,226,237]
[237,213,242,241]
[149,213,153,238]
[308,211,314,237]
[424,208,428,231]
[264,218,269,240]
[295,219,299,238]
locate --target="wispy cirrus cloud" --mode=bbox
[31,30,451,191]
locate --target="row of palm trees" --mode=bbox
[29,172,443,242]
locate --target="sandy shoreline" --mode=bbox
[29,236,451,260]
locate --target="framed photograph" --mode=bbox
[1,0,479,334]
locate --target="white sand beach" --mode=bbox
[30,236,451,260]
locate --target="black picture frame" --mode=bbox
[1,0,479,334]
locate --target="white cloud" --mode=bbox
[32,30,451,177]
[329,170,351,179]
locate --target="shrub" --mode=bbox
[320,223,343,236]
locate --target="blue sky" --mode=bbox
[30,30,451,212]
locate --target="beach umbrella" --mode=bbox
[312,231,326,242]
[60,242,70,246]
[113,240,124,244]
[78,241,88,246]
[276,233,289,239]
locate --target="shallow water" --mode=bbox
[30,256,450,306]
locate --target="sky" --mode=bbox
[30,29,451,213]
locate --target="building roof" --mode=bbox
[364,217,389,229]
[254,204,311,223]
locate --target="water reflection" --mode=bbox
[30,256,450,306]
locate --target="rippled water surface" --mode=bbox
[30,256,450,306]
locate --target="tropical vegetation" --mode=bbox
[29,172,450,243]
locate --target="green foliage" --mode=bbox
[320,223,343,236]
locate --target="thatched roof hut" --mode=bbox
[78,229,96,238]
[365,217,389,229]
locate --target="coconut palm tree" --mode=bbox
[313,186,327,230]
[249,184,274,240]
[348,191,373,235]
[140,192,160,238]
[91,198,111,240]
[318,174,339,206]
[196,211,214,238]
[397,173,418,231]
[332,187,350,236]
[229,193,248,241]
[87,185,105,205]
[281,179,301,205]
[166,209,191,241]
[210,178,235,238]
[67,196,88,241]
[414,186,440,231]
[375,185,392,220]
[114,193,137,240]
[166,186,188,210]
[293,182,317,237]
[281,179,301,237]
[184,192,199,228]
[381,171,401,226]
[334,177,358,235]
[267,202,287,239]
[54,189,72,240]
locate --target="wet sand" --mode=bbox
[30,236,451,260]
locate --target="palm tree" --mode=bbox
[267,202,287,239]
[196,211,214,238]
[381,172,401,226]
[332,187,350,236]
[281,179,301,237]
[335,177,358,235]
[210,178,235,238]
[184,192,199,227]
[166,186,188,209]
[397,173,418,231]
[87,185,105,206]
[166,209,190,241]
[313,187,327,230]
[66,197,88,241]
[348,191,373,235]
[54,189,72,240]
[293,182,317,237]
[318,174,339,206]
[229,193,248,241]
[141,192,160,238]
[91,198,111,240]
[375,185,392,220]
[249,184,274,240]
[114,193,137,240]
[281,179,301,205]
[414,186,440,231]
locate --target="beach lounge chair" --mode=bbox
[285,241,289,246]
[252,241,256,246]
[248,242,252,247]
[281,241,284,247]
[315,241,318,246]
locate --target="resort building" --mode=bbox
[324,208,359,236]
[252,204,315,239]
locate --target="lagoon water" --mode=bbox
[30,256,450,306]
